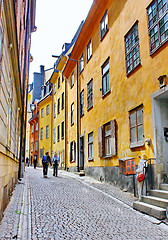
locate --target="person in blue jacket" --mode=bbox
[52,152,59,177]
[42,151,52,178]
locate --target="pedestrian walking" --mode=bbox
[33,155,37,169]
[42,151,52,178]
[26,157,29,167]
[136,153,148,201]
[52,152,59,177]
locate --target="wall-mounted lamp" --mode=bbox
[158,75,167,88]
[30,104,35,112]
[8,43,13,50]
[145,138,151,145]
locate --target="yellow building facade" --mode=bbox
[63,0,168,189]
[0,1,22,220]
[50,62,66,168]
[38,90,52,165]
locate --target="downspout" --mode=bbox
[51,86,53,158]
[64,77,67,170]
[68,58,79,172]
[76,61,79,172]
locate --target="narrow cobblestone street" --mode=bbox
[1,167,168,240]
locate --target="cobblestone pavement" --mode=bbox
[1,167,168,239]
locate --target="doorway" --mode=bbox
[152,88,168,180]
[80,135,85,170]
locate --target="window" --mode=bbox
[87,39,92,61]
[61,92,64,110]
[53,128,56,143]
[31,142,33,152]
[71,72,74,88]
[71,102,74,125]
[35,141,38,151]
[102,59,110,96]
[61,121,64,139]
[125,22,140,74]
[46,105,49,115]
[35,123,38,131]
[31,124,34,133]
[40,148,44,158]
[40,128,43,140]
[147,0,168,54]
[98,120,117,158]
[104,123,112,156]
[41,87,44,98]
[57,125,60,142]
[41,108,44,118]
[46,84,50,94]
[61,149,65,163]
[70,141,76,162]
[54,83,56,94]
[79,54,84,72]
[100,10,108,39]
[57,98,60,114]
[129,105,144,148]
[58,77,60,89]
[62,74,64,82]
[54,102,56,117]
[87,79,93,110]
[80,90,84,117]
[46,125,49,139]
[88,132,93,159]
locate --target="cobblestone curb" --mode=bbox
[0,177,25,239]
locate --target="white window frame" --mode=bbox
[88,132,93,160]
[87,39,92,61]
[71,72,74,88]
[100,10,108,39]
[46,105,49,115]
[46,125,49,139]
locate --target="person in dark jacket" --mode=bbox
[42,151,52,178]
[52,152,59,177]
[33,155,37,169]
[26,157,29,167]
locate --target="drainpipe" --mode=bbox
[47,82,53,158]
[76,61,79,172]
[65,77,67,170]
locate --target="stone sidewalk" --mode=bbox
[0,167,168,239]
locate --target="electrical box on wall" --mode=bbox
[119,157,136,175]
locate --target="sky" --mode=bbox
[29,0,93,83]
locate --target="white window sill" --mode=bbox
[130,141,144,149]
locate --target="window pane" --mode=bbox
[88,132,93,143]
[102,62,109,75]
[105,136,112,155]
[102,76,107,94]
[137,109,143,124]
[130,112,136,127]
[88,144,93,158]
[130,128,136,143]
[107,73,110,91]
[137,125,143,142]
